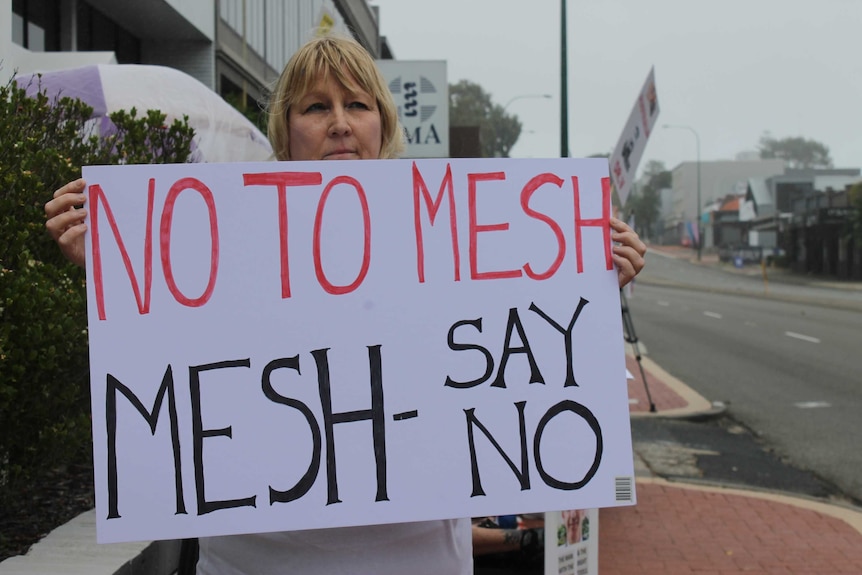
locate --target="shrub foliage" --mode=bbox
[0,76,195,500]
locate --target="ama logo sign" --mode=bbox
[389,75,440,140]
[376,60,449,158]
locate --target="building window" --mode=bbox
[12,9,24,46]
[11,0,60,51]
[76,2,141,64]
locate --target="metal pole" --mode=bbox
[695,130,701,261]
[663,124,702,261]
[560,0,568,158]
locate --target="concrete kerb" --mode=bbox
[628,352,725,420]
[0,508,179,575]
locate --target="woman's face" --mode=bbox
[287,72,382,161]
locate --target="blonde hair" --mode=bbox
[267,35,404,161]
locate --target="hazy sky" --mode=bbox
[371,0,861,176]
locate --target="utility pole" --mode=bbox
[560,0,569,158]
[663,124,702,261]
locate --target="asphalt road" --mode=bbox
[627,252,862,502]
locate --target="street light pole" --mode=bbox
[496,94,551,157]
[663,124,702,261]
[503,94,552,112]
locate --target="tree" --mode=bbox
[758,132,833,169]
[224,90,267,132]
[624,160,669,240]
[0,76,195,500]
[449,80,522,158]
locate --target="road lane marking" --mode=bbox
[657,300,670,307]
[703,311,723,319]
[794,401,831,409]
[784,331,821,344]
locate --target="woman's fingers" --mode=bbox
[45,201,86,238]
[610,217,646,287]
[46,178,86,210]
[44,178,87,267]
[613,246,640,287]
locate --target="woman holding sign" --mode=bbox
[45,34,645,575]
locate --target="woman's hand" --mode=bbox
[611,217,646,288]
[45,178,87,268]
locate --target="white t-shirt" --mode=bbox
[196,518,472,575]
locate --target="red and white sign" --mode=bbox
[83,157,636,543]
[609,68,660,206]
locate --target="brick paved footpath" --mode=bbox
[609,346,862,574]
[600,479,862,574]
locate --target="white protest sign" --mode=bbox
[608,68,660,206]
[82,157,636,544]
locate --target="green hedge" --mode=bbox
[0,76,195,500]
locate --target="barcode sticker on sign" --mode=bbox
[615,476,634,502]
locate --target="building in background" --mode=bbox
[2,0,463,159]
[743,168,861,276]
[787,183,861,279]
[709,194,744,253]
[663,158,786,249]
[2,0,391,108]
